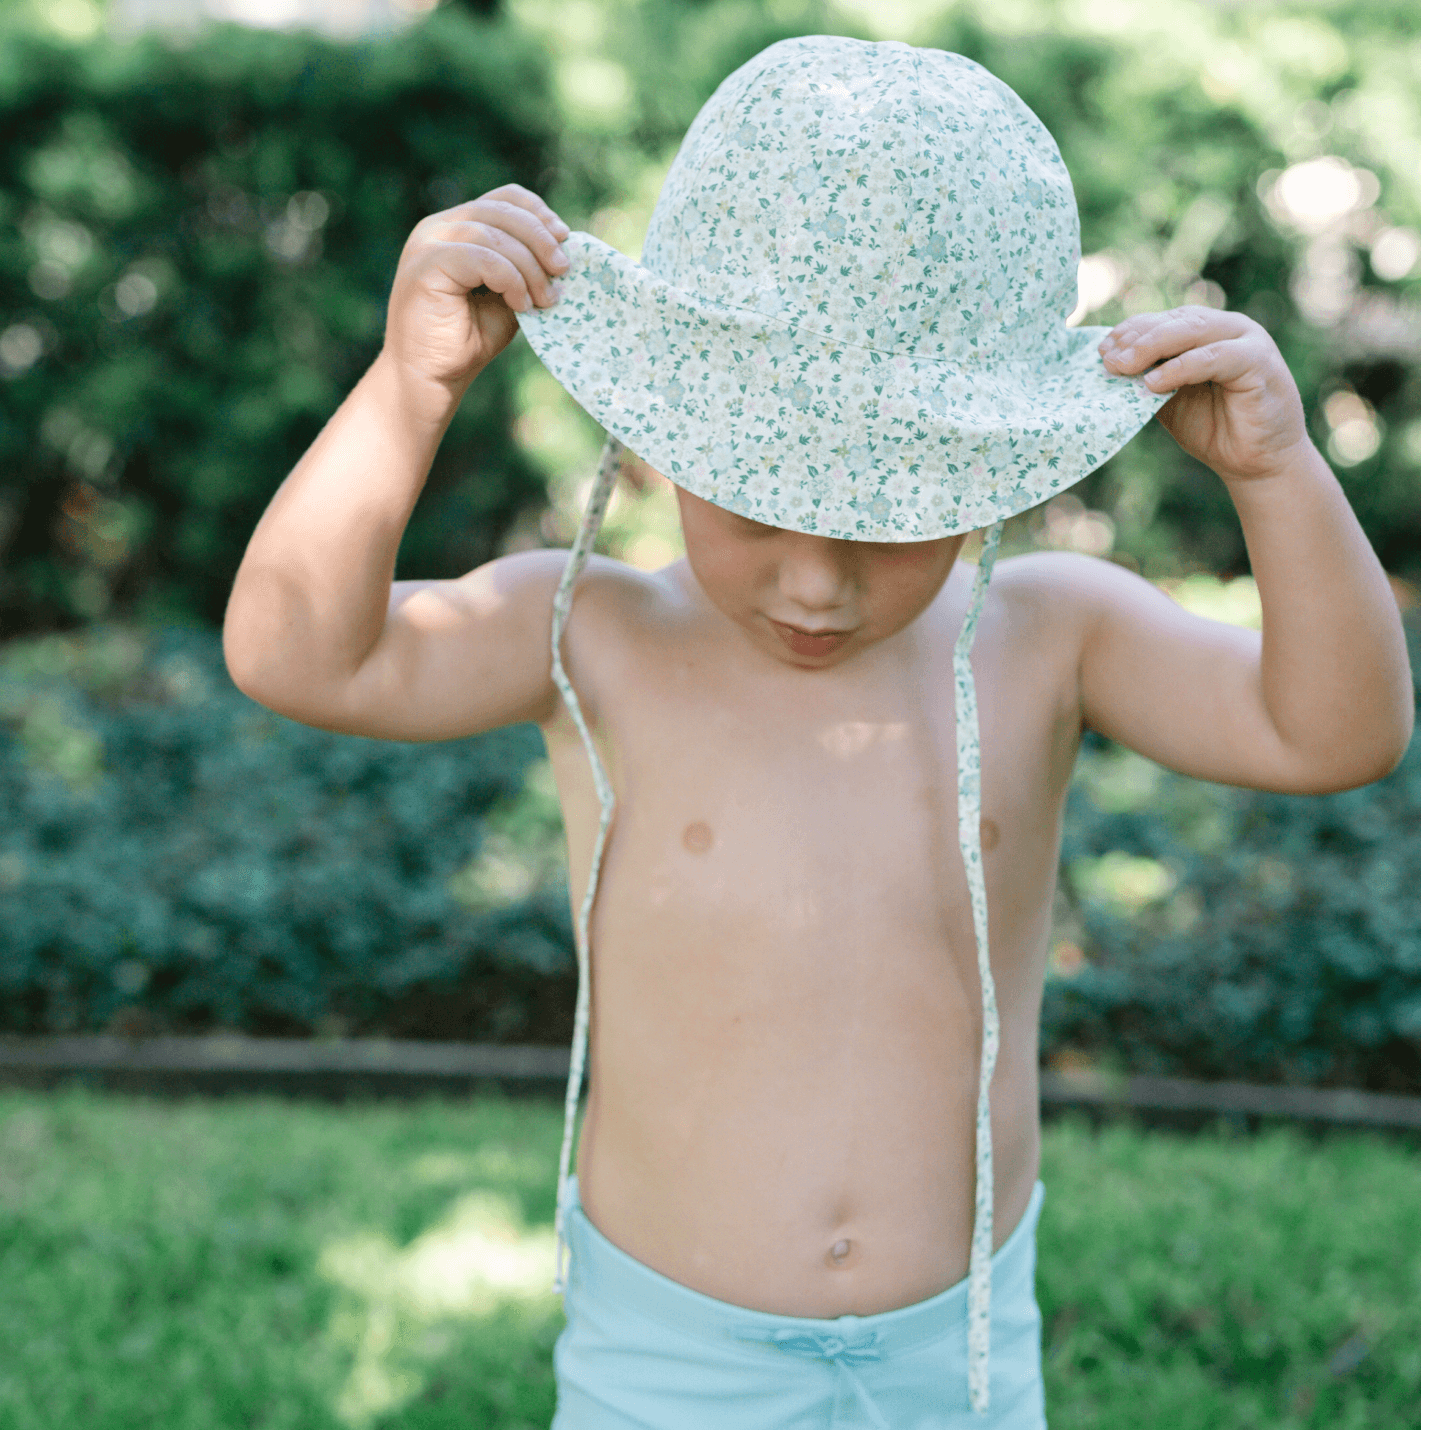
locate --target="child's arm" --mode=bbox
[222,184,575,740]
[1064,305,1414,794]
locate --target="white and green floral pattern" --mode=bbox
[519,37,1170,542]
[522,33,1174,1417]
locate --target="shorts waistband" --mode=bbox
[559,1177,1045,1359]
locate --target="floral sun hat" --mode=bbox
[516,33,1174,1416]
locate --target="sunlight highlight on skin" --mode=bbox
[816,721,909,759]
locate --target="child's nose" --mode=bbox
[777,538,855,612]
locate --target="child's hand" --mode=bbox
[381,183,570,409]
[1099,306,1312,483]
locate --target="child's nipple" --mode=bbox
[682,820,714,853]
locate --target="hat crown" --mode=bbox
[641,36,1083,364]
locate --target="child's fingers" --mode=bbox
[465,198,571,275]
[421,239,531,312]
[1098,304,1239,350]
[436,218,560,309]
[446,183,570,244]
[492,181,571,239]
[1099,306,1251,375]
[1140,336,1256,391]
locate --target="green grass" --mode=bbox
[0,1089,1416,1429]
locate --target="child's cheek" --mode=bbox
[866,542,962,624]
[876,538,961,584]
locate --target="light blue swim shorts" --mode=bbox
[551,1175,1047,1429]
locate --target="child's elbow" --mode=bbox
[1360,743,1411,789]
[1377,685,1420,782]
[1376,716,1417,784]
[1335,671,1419,790]
[1315,725,1415,793]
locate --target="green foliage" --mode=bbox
[0,7,558,637]
[0,616,1417,1096]
[0,1,1418,1091]
[1044,617,1420,1094]
[0,622,571,1041]
[0,1088,1416,1428]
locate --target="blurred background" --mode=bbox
[0,0,1419,1094]
[0,3,1418,1427]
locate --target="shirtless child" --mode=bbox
[222,37,1414,1430]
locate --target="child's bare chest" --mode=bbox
[551,577,1082,980]
[604,694,1026,961]
[541,570,1083,1314]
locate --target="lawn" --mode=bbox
[0,1087,1415,1429]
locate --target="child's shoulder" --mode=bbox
[988,549,1173,634]
[546,547,691,677]
[974,550,1188,702]
[561,551,689,647]
[991,547,1140,595]
[464,546,675,636]
[282,548,666,745]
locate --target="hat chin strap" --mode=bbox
[953,514,1004,1414]
[548,435,1005,1417]
[549,431,624,1297]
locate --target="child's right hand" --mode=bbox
[381,183,570,411]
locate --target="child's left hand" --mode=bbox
[1099,306,1311,484]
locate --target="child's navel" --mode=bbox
[826,1238,857,1268]
[682,820,713,853]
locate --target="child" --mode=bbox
[222,35,1414,1429]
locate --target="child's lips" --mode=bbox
[769,619,855,657]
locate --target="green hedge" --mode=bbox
[0,0,1418,1091]
[0,7,557,638]
[2,2,1419,648]
[1044,620,1419,1095]
[0,617,1417,1094]
[0,621,572,1042]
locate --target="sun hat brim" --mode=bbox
[517,230,1175,541]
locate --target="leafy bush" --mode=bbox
[0,1,1418,1090]
[0,621,573,1041]
[0,7,558,639]
[1,615,1417,1095]
[1043,616,1420,1094]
